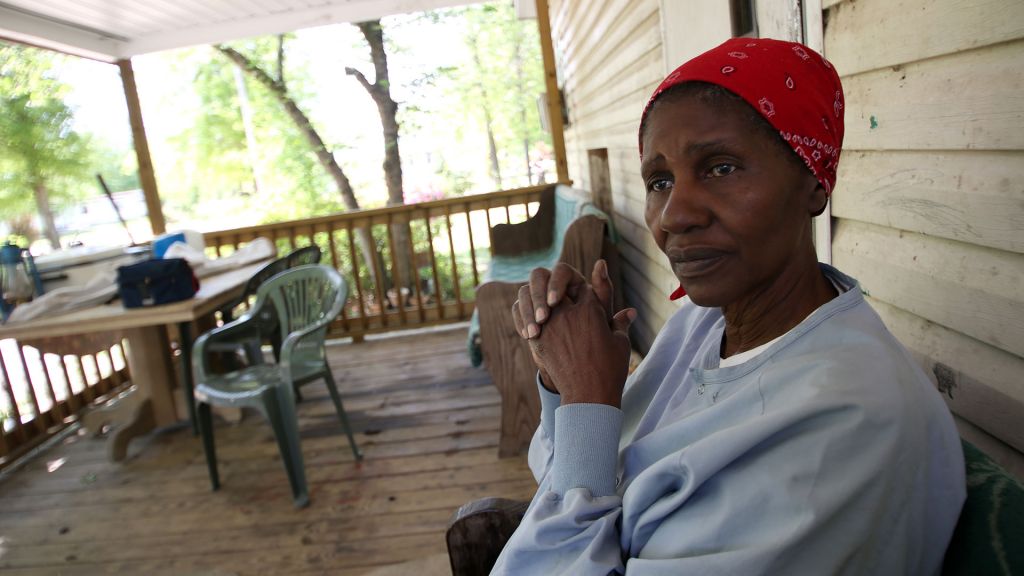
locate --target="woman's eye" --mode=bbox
[647,178,672,193]
[708,163,737,178]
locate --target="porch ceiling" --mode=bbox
[0,0,485,62]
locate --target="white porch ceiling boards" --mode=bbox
[0,0,485,61]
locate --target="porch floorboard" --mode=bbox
[0,325,537,575]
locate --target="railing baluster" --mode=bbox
[325,224,350,332]
[465,202,480,288]
[385,214,407,326]
[505,204,512,223]
[424,210,444,320]
[366,223,388,328]
[288,227,297,252]
[444,205,464,319]
[114,342,127,372]
[59,356,80,415]
[485,201,493,231]
[15,345,46,433]
[404,215,426,322]
[85,354,107,396]
[344,221,368,331]
[106,347,126,389]
[75,355,94,404]
[38,352,64,422]
[0,345,26,442]
[0,413,9,457]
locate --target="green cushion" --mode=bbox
[942,440,1024,575]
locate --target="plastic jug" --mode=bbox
[1,242,43,322]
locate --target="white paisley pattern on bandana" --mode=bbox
[640,37,846,196]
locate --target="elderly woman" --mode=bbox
[494,39,965,574]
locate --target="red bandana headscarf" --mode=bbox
[640,38,845,301]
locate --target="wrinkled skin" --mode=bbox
[512,260,634,407]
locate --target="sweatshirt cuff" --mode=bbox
[537,372,561,441]
[551,403,622,497]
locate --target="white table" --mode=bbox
[0,260,270,461]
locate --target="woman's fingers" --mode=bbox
[591,259,614,321]
[516,283,539,339]
[547,263,586,307]
[529,267,552,325]
[611,308,637,336]
[511,297,526,339]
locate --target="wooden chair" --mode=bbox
[472,185,621,457]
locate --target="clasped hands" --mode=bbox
[511,260,636,408]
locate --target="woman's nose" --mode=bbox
[659,184,709,233]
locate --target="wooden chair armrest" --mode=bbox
[490,188,555,256]
[447,497,530,576]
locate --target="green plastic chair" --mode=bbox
[211,255,290,365]
[285,245,321,268]
[210,247,324,373]
[192,264,362,508]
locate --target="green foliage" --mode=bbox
[0,43,93,228]
[454,3,549,185]
[395,3,551,193]
[153,43,341,228]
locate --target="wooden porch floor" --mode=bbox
[0,325,537,575]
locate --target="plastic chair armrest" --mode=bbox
[192,313,263,380]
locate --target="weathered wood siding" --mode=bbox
[546,0,1024,474]
[547,0,736,352]
[824,0,1024,475]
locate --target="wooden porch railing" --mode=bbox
[0,334,131,469]
[203,185,547,339]
[0,185,546,469]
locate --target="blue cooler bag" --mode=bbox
[117,258,199,308]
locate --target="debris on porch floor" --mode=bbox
[0,325,537,575]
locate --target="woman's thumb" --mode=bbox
[611,308,636,335]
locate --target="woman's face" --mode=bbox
[641,92,824,308]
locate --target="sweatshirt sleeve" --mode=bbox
[492,402,624,575]
[527,373,562,482]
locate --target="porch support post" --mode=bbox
[118,58,166,237]
[535,0,569,184]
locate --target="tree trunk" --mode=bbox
[216,44,380,294]
[217,45,361,211]
[33,180,60,249]
[468,38,503,189]
[349,21,413,296]
[231,66,263,194]
[513,33,533,184]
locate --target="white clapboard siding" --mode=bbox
[867,296,1024,456]
[551,0,681,350]
[561,0,660,90]
[833,219,1024,359]
[824,0,1024,464]
[824,0,1024,77]
[842,39,1024,151]
[832,150,1024,254]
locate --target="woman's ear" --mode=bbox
[808,179,829,217]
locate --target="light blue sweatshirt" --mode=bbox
[492,266,965,575]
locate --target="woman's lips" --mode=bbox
[667,247,729,278]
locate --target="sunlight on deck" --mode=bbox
[0,325,537,575]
